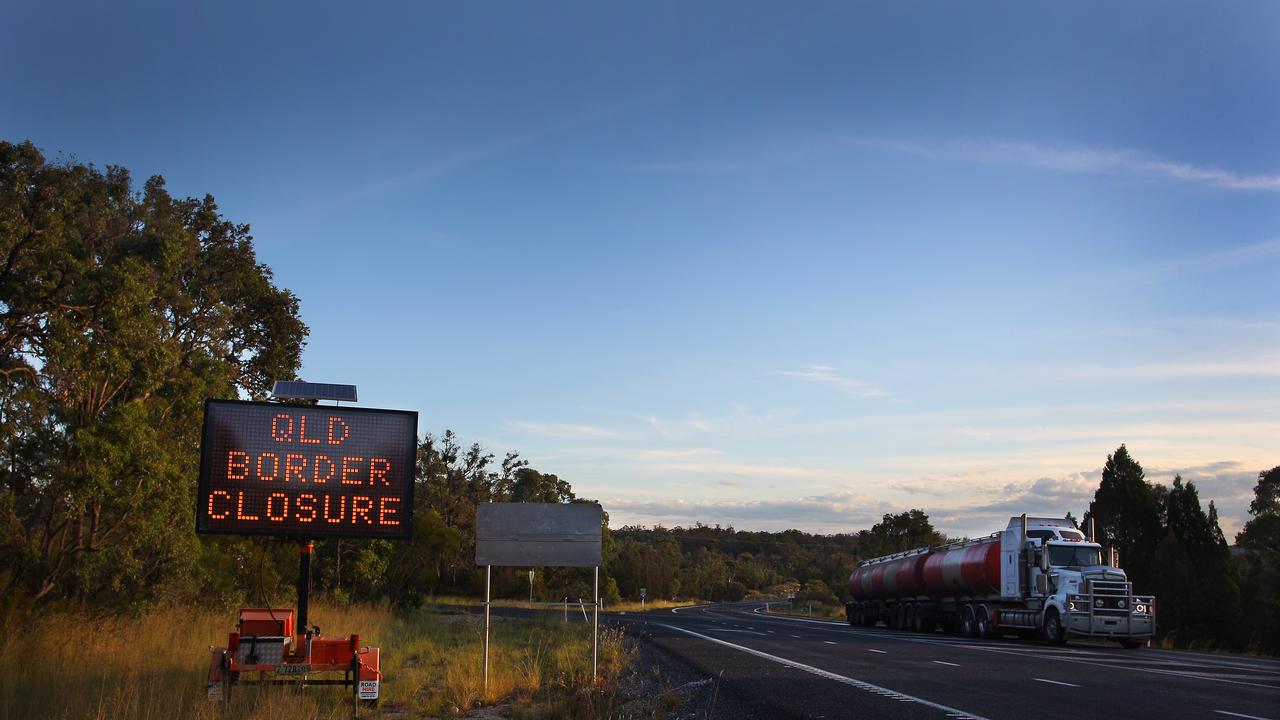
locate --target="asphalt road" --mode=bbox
[609,602,1280,720]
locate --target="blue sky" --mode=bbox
[4,1,1277,539]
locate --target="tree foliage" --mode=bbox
[1083,444,1162,590]
[1237,466,1280,652]
[0,141,307,607]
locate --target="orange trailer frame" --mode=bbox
[205,544,382,716]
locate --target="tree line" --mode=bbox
[1,142,1275,653]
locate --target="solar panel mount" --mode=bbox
[270,380,358,403]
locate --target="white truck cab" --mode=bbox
[1011,517,1155,646]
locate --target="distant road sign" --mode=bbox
[475,503,602,567]
[196,399,417,539]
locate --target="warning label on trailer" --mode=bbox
[196,400,417,540]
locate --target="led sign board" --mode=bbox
[196,400,417,539]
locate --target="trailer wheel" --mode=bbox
[220,653,236,704]
[961,605,976,638]
[1043,608,1067,646]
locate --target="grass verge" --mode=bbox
[0,602,631,720]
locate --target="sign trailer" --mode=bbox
[199,396,417,716]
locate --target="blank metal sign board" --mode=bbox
[475,503,602,567]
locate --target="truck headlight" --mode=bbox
[1134,604,1147,614]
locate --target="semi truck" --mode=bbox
[845,515,1155,647]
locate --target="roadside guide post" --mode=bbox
[640,587,646,610]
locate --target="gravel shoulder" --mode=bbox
[608,617,804,720]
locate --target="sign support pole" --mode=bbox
[592,565,599,682]
[483,564,491,694]
[298,540,313,632]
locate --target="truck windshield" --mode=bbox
[1048,545,1103,568]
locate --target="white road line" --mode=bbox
[868,649,887,654]
[1215,711,1275,720]
[824,641,837,645]
[933,661,960,667]
[790,634,801,639]
[744,609,1280,689]
[1033,678,1080,688]
[656,623,989,720]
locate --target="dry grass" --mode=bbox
[600,599,696,613]
[761,601,845,621]
[0,602,631,720]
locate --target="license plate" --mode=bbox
[276,663,312,675]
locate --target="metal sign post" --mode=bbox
[475,503,603,692]
[483,565,491,691]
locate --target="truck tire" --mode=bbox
[1043,608,1067,646]
[976,606,991,639]
[961,604,976,638]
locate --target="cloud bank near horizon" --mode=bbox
[603,460,1269,542]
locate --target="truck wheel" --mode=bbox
[976,606,991,639]
[1043,608,1067,646]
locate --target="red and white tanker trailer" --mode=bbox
[846,515,1155,647]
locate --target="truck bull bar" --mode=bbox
[1065,579,1155,639]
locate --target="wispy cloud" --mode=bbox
[1147,238,1280,281]
[1068,359,1280,381]
[615,160,750,175]
[649,461,839,480]
[507,421,625,440]
[773,365,889,398]
[605,491,891,531]
[862,138,1280,192]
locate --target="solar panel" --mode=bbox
[271,381,358,403]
